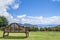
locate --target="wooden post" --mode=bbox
[6,32,9,36]
[25,27,29,38]
[3,32,5,37]
[25,31,29,38]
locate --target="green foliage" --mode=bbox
[40,25,60,31]
[0,16,8,27]
[28,26,39,31]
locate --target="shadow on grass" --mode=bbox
[0,36,27,39]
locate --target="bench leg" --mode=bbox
[25,32,29,38]
[7,32,9,36]
[3,32,9,37]
[6,32,9,36]
[3,32,5,37]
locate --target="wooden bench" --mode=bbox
[3,23,29,38]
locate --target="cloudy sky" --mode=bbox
[0,0,60,25]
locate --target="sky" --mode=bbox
[0,0,60,25]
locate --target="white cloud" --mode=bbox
[17,14,26,18]
[17,14,60,25]
[52,0,60,2]
[12,3,19,9]
[0,0,20,23]
[0,0,60,25]
[9,0,20,9]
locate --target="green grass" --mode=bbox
[0,31,60,40]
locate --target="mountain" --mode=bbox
[23,23,33,27]
[38,24,59,28]
[19,23,60,28]
[19,23,38,27]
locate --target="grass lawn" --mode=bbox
[0,31,60,40]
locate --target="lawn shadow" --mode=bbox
[0,36,27,39]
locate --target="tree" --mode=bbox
[0,16,8,27]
